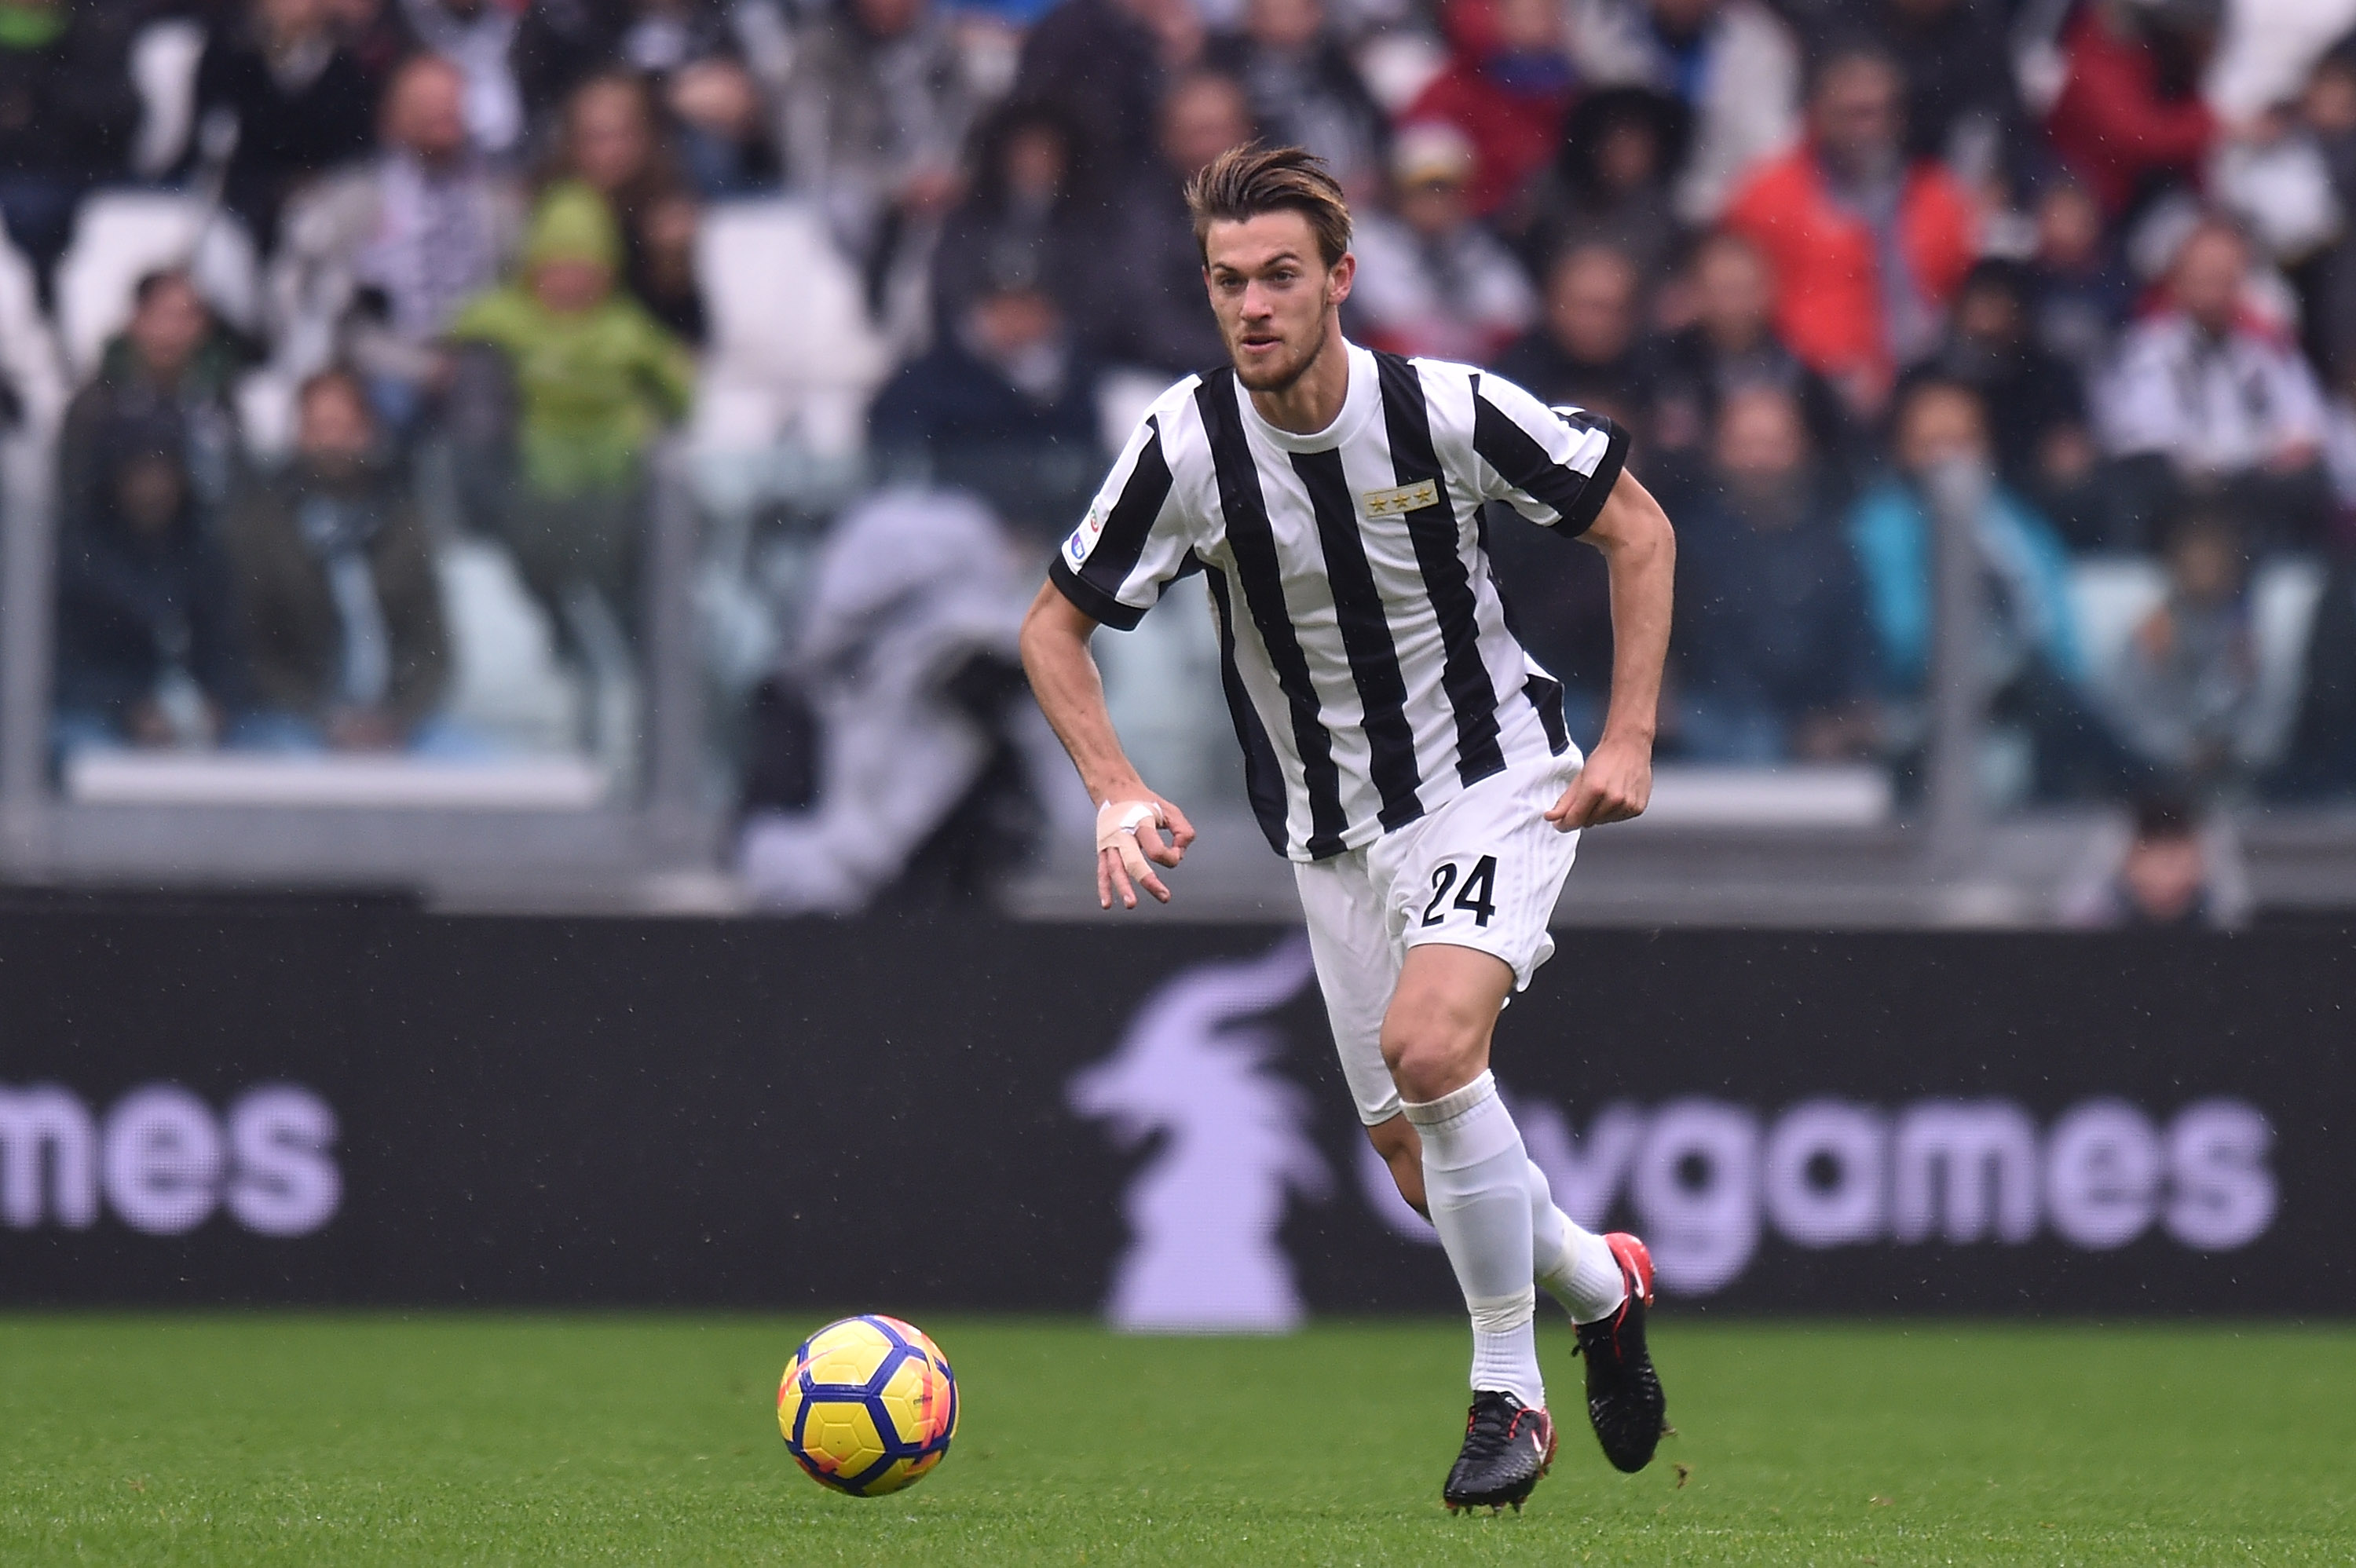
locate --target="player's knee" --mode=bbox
[1379,1007,1487,1104]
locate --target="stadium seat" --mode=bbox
[54,192,260,376]
[129,19,208,179]
[435,536,587,756]
[689,199,889,462]
[0,220,67,526]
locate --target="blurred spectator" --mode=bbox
[1492,243,1648,438]
[516,0,777,195]
[1849,378,2117,796]
[1012,0,1187,192]
[1403,0,1575,217]
[224,368,451,751]
[2043,0,2218,220]
[2096,217,2331,549]
[52,418,241,756]
[547,73,707,342]
[268,53,524,427]
[448,181,694,640]
[1648,228,1849,473]
[1348,124,1536,364]
[1567,0,1801,224]
[1205,0,1387,198]
[1092,71,1252,375]
[2098,504,2261,788]
[1824,0,2021,197]
[2060,793,2233,927]
[188,0,379,251]
[59,272,243,548]
[329,0,419,93]
[398,0,525,156]
[783,0,977,321]
[2021,174,2135,382]
[1673,384,1878,762]
[1929,259,2102,548]
[0,0,142,305]
[870,256,1103,539]
[934,101,1099,336]
[1721,45,1977,415]
[1510,86,1689,285]
[2296,43,2356,386]
[2270,548,2356,797]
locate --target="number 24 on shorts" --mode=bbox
[1421,855,1499,929]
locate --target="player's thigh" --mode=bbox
[1382,758,1582,994]
[1294,853,1405,1127]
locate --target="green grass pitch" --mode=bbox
[2,1314,2351,1565]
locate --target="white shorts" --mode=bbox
[1294,749,1584,1126]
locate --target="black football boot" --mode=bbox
[1440,1390,1557,1514]
[1574,1231,1669,1473]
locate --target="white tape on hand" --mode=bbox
[1095,799,1166,884]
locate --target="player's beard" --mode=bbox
[1230,310,1333,395]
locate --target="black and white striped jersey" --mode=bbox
[1048,341,1630,863]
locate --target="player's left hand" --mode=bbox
[1546,737,1653,831]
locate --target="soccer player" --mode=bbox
[1019,144,1674,1511]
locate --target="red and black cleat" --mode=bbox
[1441,1390,1557,1514]
[1574,1231,1669,1473]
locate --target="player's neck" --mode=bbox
[1246,325,1353,437]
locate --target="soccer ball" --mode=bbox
[777,1314,960,1496]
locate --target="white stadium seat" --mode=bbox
[689,198,889,460]
[129,20,208,179]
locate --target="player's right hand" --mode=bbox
[1095,796,1195,910]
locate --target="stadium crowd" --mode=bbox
[7,0,2356,834]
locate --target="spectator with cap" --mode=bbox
[1205,0,1388,199]
[782,0,977,324]
[58,272,245,552]
[186,0,379,251]
[1089,71,1253,376]
[1929,259,2102,549]
[1567,0,1802,224]
[0,0,142,306]
[1402,0,1575,218]
[1509,86,1689,285]
[2096,217,2331,549]
[2043,0,2219,221]
[1648,228,1851,480]
[1491,243,1651,440]
[52,418,243,758]
[268,53,525,430]
[1673,382,1879,762]
[448,181,694,642]
[1348,123,1536,364]
[223,367,451,752]
[870,249,1104,542]
[1722,44,1976,417]
[543,72,708,342]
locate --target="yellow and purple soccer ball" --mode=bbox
[777,1314,960,1496]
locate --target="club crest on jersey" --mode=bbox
[1063,503,1109,569]
[1360,479,1440,518]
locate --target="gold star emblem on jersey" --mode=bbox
[1360,479,1440,518]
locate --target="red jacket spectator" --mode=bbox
[1403,0,1575,216]
[2043,7,2216,217]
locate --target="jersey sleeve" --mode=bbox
[1048,409,1195,630]
[1467,372,1630,535]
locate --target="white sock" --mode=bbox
[1527,1159,1627,1324]
[1403,1072,1543,1408]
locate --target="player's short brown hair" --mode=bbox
[1186,144,1352,269]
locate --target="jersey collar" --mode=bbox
[1236,339,1381,454]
